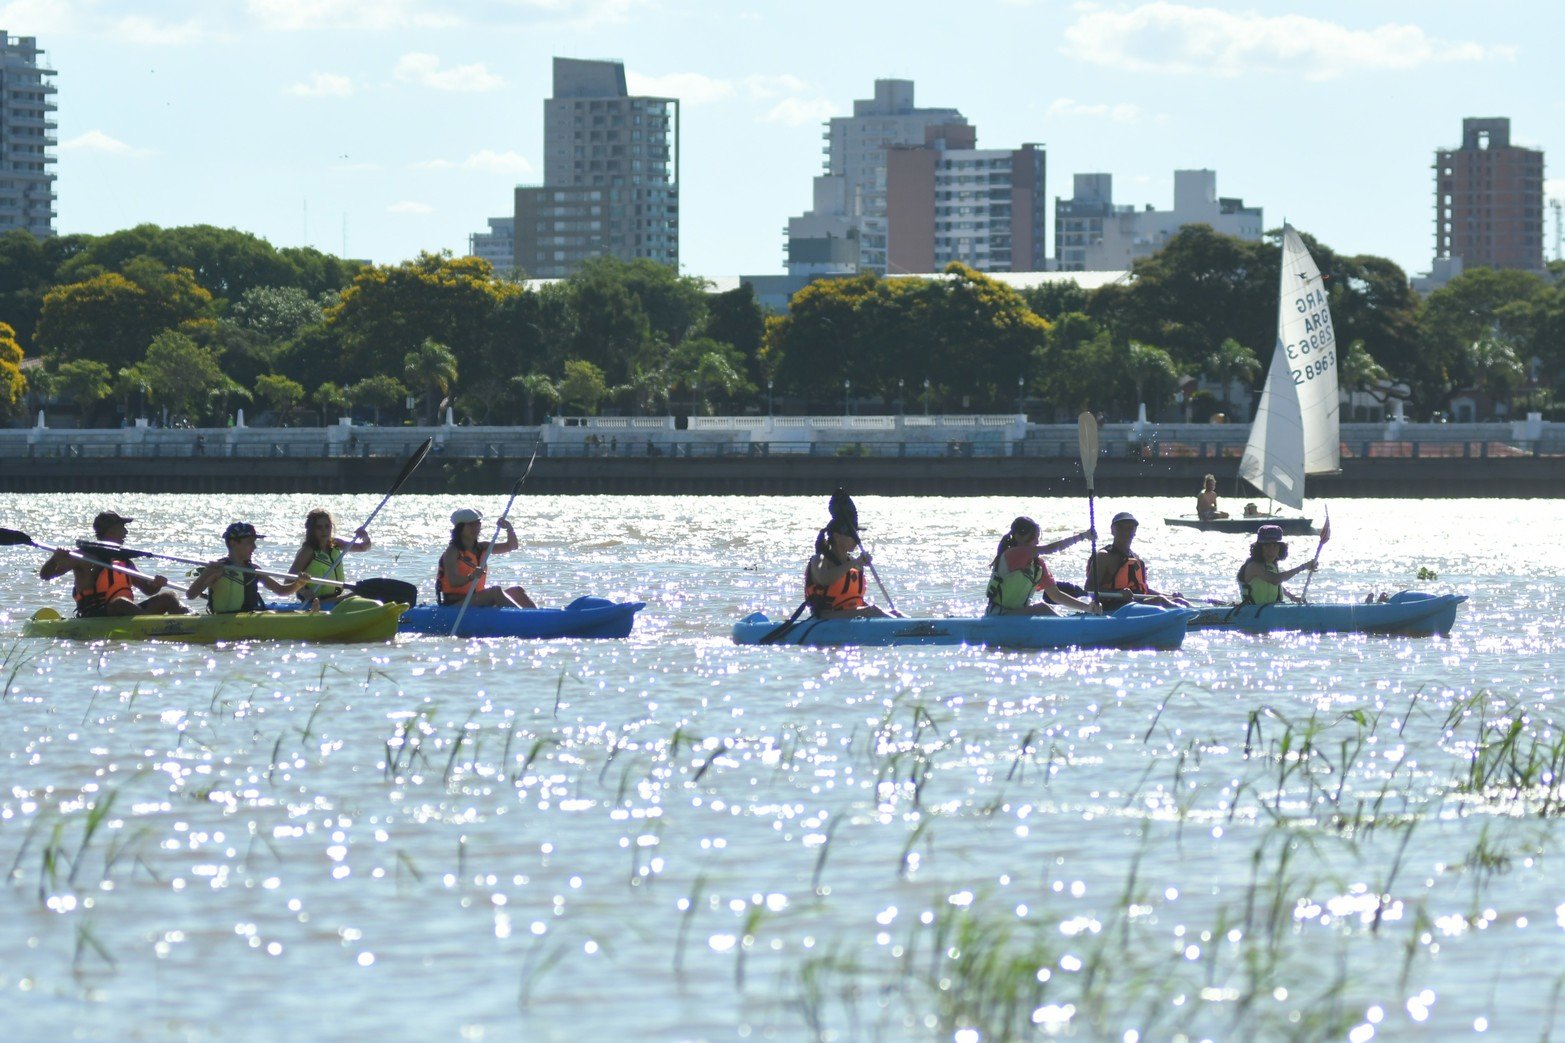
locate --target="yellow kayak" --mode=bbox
[23,596,406,644]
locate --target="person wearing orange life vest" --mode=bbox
[1086,512,1189,609]
[437,507,537,609]
[804,517,888,619]
[39,510,189,618]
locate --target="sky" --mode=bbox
[12,0,1565,281]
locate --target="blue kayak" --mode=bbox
[732,603,1195,650]
[402,596,645,638]
[1187,591,1465,636]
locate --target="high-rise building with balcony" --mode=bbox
[1435,118,1544,273]
[513,58,678,278]
[1054,170,1260,271]
[786,80,968,277]
[468,216,515,274]
[0,31,57,238]
[884,125,1047,275]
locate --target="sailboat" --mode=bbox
[1166,224,1338,535]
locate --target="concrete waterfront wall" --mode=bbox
[3,414,1564,496]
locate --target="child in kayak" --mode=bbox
[437,508,537,609]
[288,508,371,607]
[805,518,888,619]
[985,516,1100,616]
[1237,524,1317,605]
[187,522,307,613]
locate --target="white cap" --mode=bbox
[451,508,482,524]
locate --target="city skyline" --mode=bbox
[19,0,1565,280]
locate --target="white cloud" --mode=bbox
[1045,98,1144,123]
[1546,178,1565,200]
[1063,2,1514,81]
[763,97,838,126]
[247,0,459,31]
[414,150,535,175]
[60,130,152,157]
[740,74,811,100]
[113,14,220,45]
[395,52,503,92]
[387,201,434,214]
[286,73,355,98]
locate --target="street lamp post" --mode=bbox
[767,379,773,417]
[843,379,851,417]
[1017,376,1025,416]
[923,377,930,417]
[897,378,905,417]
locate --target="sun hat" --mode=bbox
[451,507,482,525]
[223,521,265,542]
[1254,524,1285,545]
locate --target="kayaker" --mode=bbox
[1237,524,1316,605]
[287,508,371,607]
[805,518,887,619]
[437,507,537,609]
[1087,512,1189,609]
[40,510,189,617]
[186,522,307,613]
[985,516,1100,617]
[1196,475,1229,520]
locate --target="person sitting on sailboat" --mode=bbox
[1196,475,1229,521]
[985,517,1099,617]
[1087,512,1189,609]
[1237,525,1316,606]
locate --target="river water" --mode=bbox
[0,493,1560,1042]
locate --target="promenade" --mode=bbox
[3,412,1563,496]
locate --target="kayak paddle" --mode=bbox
[828,487,901,616]
[1077,412,1100,602]
[356,437,433,533]
[1298,507,1330,604]
[0,526,192,596]
[69,541,411,603]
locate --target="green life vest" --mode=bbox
[209,562,262,614]
[301,548,345,598]
[987,556,1044,611]
[1242,565,1282,606]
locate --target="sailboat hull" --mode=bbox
[1164,517,1316,536]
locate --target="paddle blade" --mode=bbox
[0,527,34,547]
[1318,508,1331,546]
[78,540,151,560]
[1077,411,1100,489]
[391,438,434,493]
[351,578,420,606]
[828,488,859,533]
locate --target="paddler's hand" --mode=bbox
[149,574,169,592]
[1086,602,1103,615]
[858,550,872,567]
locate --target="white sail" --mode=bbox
[1238,334,1307,509]
[1237,224,1340,510]
[1278,225,1340,474]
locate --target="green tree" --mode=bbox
[1125,341,1179,418]
[403,338,458,425]
[1420,268,1548,408]
[1466,331,1526,416]
[511,373,559,426]
[255,372,306,425]
[0,321,25,413]
[328,252,521,379]
[36,263,215,370]
[128,331,240,423]
[1203,338,1262,418]
[700,283,767,385]
[231,285,329,343]
[559,359,608,416]
[55,358,113,427]
[345,374,407,426]
[668,336,754,415]
[312,381,348,425]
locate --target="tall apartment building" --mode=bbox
[468,217,515,274]
[514,58,678,278]
[786,80,967,277]
[1435,118,1544,273]
[0,31,57,237]
[885,124,1046,274]
[1054,170,1260,271]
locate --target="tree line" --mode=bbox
[0,222,1560,428]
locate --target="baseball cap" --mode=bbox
[93,511,134,536]
[223,521,266,542]
[1111,511,1138,527]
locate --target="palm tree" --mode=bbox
[1125,341,1178,418]
[511,373,559,426]
[403,339,458,426]
[1203,338,1261,418]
